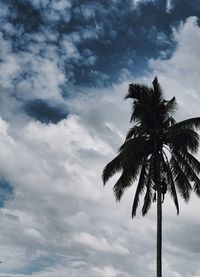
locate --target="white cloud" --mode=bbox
[166,0,174,13]
[61,35,80,58]
[0,264,131,277]
[149,16,200,119]
[52,0,71,11]
[28,0,72,23]
[0,31,66,104]
[92,266,131,277]
[132,0,154,7]
[70,232,130,255]
[80,4,96,20]
[0,111,127,273]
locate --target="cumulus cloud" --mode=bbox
[92,265,132,277]
[70,232,130,255]
[166,0,174,13]
[149,16,200,119]
[132,0,154,7]
[0,114,123,273]
[0,31,65,100]
[0,264,132,277]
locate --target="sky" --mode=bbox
[1,0,200,276]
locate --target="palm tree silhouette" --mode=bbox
[102,77,200,277]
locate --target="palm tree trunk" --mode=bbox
[157,181,162,277]
[156,153,162,277]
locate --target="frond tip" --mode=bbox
[113,171,133,201]
[102,154,122,185]
[132,159,148,217]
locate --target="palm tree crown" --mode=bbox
[102,77,200,217]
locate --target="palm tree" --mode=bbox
[102,77,200,277]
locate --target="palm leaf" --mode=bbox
[172,117,200,130]
[162,151,179,214]
[113,170,133,201]
[142,155,154,216]
[172,149,200,197]
[119,136,151,161]
[102,153,122,185]
[142,184,153,216]
[166,128,199,153]
[164,96,177,115]
[125,125,145,140]
[132,159,148,217]
[178,151,200,175]
[125,84,149,101]
[171,155,192,202]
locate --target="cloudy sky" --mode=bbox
[1,0,200,276]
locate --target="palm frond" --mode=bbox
[103,136,148,186]
[119,136,144,152]
[172,149,200,198]
[171,155,192,202]
[113,170,133,201]
[162,151,179,214]
[119,136,150,161]
[102,153,122,185]
[142,155,154,216]
[125,84,140,100]
[178,151,200,175]
[142,184,153,216]
[125,84,149,101]
[152,76,162,103]
[125,125,145,140]
[166,128,199,153]
[172,117,200,130]
[132,159,148,217]
[164,96,177,115]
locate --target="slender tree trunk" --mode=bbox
[157,180,162,277]
[156,153,162,277]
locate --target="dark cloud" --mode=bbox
[24,99,68,123]
[3,0,42,33]
[0,179,14,207]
